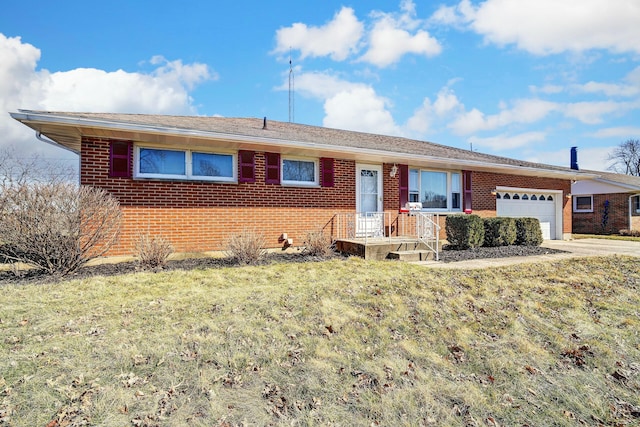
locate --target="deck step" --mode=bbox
[387,250,435,262]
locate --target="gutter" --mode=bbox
[36,131,78,154]
[36,132,81,185]
[11,110,598,181]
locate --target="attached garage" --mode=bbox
[496,187,563,240]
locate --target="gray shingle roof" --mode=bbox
[11,110,596,179]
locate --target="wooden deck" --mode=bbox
[335,237,440,261]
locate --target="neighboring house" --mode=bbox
[10,110,594,256]
[571,170,640,234]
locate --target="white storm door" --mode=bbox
[356,164,383,237]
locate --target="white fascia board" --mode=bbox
[11,110,596,180]
[594,178,640,192]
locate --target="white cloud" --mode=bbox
[291,70,401,136]
[275,1,442,67]
[291,71,364,99]
[526,146,615,171]
[429,0,475,27]
[359,1,441,67]
[438,0,640,55]
[563,101,625,124]
[323,86,401,136]
[570,66,640,97]
[41,58,212,113]
[273,7,364,61]
[529,84,564,95]
[0,33,214,160]
[468,131,546,150]
[406,86,463,134]
[449,98,558,135]
[588,126,640,138]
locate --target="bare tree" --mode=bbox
[0,148,78,186]
[0,149,120,275]
[0,183,122,275]
[607,139,640,176]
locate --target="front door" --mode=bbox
[356,164,383,237]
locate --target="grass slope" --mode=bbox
[1,256,639,426]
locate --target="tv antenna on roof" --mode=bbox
[288,49,295,123]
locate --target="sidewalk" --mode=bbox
[419,238,640,269]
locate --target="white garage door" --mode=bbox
[496,191,558,240]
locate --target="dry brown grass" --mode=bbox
[1,256,639,426]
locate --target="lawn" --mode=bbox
[1,256,639,426]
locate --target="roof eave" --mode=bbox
[10,110,595,180]
[594,178,640,191]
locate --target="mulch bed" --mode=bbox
[439,245,567,263]
[1,246,567,285]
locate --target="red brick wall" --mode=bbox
[81,137,356,255]
[382,169,571,240]
[572,193,637,234]
[81,138,573,254]
[470,171,572,234]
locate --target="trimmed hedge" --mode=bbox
[515,217,543,246]
[445,214,484,249]
[483,217,517,247]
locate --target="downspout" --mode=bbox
[35,132,81,185]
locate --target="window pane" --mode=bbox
[193,152,233,177]
[576,196,592,210]
[421,171,447,209]
[139,148,185,175]
[283,159,315,182]
[451,173,461,209]
[451,173,461,192]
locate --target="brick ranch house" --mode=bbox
[11,110,595,256]
[571,170,640,234]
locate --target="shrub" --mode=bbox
[483,217,517,247]
[445,214,484,249]
[226,228,267,265]
[303,229,334,258]
[136,234,173,270]
[619,229,640,237]
[515,218,543,246]
[0,183,121,275]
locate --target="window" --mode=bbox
[409,169,419,202]
[573,195,593,212]
[192,152,233,178]
[282,157,318,185]
[135,147,235,181]
[408,169,462,211]
[634,196,640,213]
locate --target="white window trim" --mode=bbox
[573,195,594,213]
[281,156,319,187]
[409,168,462,213]
[134,145,237,182]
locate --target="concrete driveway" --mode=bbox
[421,238,640,269]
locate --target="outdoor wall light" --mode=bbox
[566,193,572,199]
[491,189,497,195]
[390,164,398,177]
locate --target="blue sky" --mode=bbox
[1,0,640,172]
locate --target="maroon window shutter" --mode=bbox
[238,150,255,183]
[109,141,132,178]
[463,170,473,212]
[265,152,280,184]
[320,157,334,187]
[398,164,409,209]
